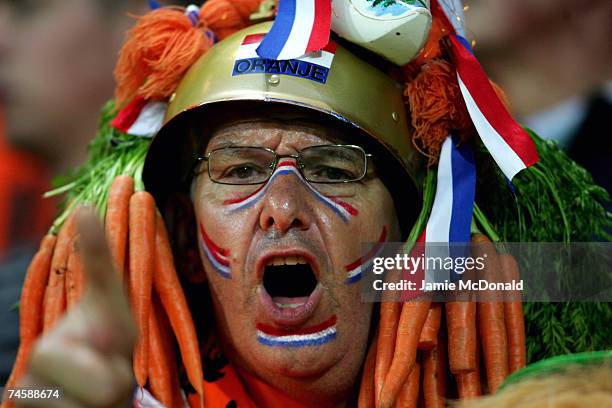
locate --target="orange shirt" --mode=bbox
[187,363,315,408]
[0,108,54,257]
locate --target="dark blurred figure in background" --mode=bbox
[0,2,54,259]
[466,0,612,203]
[0,0,148,384]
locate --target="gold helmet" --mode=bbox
[143,21,423,205]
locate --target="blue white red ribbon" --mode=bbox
[432,0,539,180]
[438,0,467,38]
[448,36,539,180]
[426,136,476,245]
[256,0,331,60]
[423,135,475,283]
[256,315,337,347]
[111,96,167,137]
[222,161,357,223]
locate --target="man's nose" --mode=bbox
[259,168,313,234]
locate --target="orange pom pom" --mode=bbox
[405,59,473,164]
[114,7,214,107]
[200,0,264,40]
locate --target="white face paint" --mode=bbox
[222,160,359,224]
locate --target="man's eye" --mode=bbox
[224,164,264,180]
[310,166,354,181]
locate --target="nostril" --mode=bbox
[264,217,274,229]
[290,219,304,229]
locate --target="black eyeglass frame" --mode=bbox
[193,144,374,185]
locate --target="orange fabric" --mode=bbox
[0,108,55,258]
[114,8,214,107]
[199,0,264,40]
[187,363,313,408]
[404,59,473,165]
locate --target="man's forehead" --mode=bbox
[206,118,346,149]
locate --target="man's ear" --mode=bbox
[162,192,207,284]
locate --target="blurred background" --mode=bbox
[0,0,610,384]
[0,0,191,384]
[466,0,611,199]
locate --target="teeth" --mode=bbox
[275,302,305,309]
[266,256,308,266]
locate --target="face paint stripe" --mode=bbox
[256,316,337,348]
[277,160,296,167]
[329,197,359,216]
[222,183,266,205]
[202,242,231,279]
[256,315,336,336]
[344,226,387,283]
[199,223,231,278]
[273,165,352,222]
[223,171,286,212]
[205,244,230,266]
[344,226,387,271]
[223,163,358,223]
[199,223,229,257]
[199,225,230,266]
[345,254,380,283]
[257,328,336,347]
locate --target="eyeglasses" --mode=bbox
[194,145,373,185]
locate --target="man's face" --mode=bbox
[191,118,401,402]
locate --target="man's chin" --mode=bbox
[253,342,342,379]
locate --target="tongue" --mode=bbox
[272,296,310,309]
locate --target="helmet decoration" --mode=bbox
[6,0,610,407]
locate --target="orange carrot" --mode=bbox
[72,244,85,306]
[3,235,56,402]
[375,302,402,406]
[455,344,482,399]
[43,216,76,332]
[149,297,176,408]
[395,361,420,408]
[129,191,156,387]
[456,371,481,399]
[153,213,204,397]
[472,234,509,393]
[42,273,66,333]
[378,298,431,408]
[422,336,446,408]
[358,334,378,408]
[156,299,183,408]
[65,244,76,310]
[499,253,526,373]
[105,175,134,279]
[418,303,442,350]
[65,236,85,310]
[445,301,477,373]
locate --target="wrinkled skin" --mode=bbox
[191,119,401,406]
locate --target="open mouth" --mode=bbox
[258,254,322,326]
[264,256,318,308]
